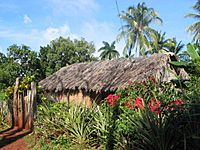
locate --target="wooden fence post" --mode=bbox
[13,77,20,128]
[24,82,36,130]
[31,82,36,130]
[17,92,24,129]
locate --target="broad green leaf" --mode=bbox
[169,61,188,67]
[187,43,200,61]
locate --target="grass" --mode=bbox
[24,133,98,150]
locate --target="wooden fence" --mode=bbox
[12,77,36,130]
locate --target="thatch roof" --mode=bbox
[39,54,188,93]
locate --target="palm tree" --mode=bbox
[185,0,200,44]
[150,32,184,57]
[98,41,120,60]
[165,38,185,55]
[150,31,170,54]
[117,2,162,57]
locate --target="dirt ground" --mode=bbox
[0,138,27,150]
[0,127,30,150]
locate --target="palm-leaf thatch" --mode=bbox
[39,54,188,93]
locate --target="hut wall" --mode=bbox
[61,90,92,107]
[50,89,110,107]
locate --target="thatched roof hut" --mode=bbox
[39,54,188,106]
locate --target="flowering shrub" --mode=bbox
[133,97,144,109]
[107,94,120,106]
[106,93,184,115]
[105,80,187,149]
[171,99,184,105]
[124,99,134,109]
[148,98,161,115]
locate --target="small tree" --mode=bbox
[39,36,97,77]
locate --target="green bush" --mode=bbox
[184,75,200,103]
[34,79,200,150]
[103,80,186,149]
[35,102,69,139]
[0,91,10,130]
[130,103,200,150]
[103,80,200,150]
[35,101,98,149]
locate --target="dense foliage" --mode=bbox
[0,36,97,130]
[0,1,200,150]
[39,37,97,77]
[32,79,200,150]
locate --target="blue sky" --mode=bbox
[0,0,196,56]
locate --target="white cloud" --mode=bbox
[0,24,78,51]
[46,0,99,16]
[23,14,32,24]
[0,22,125,57]
[32,24,78,48]
[80,20,124,56]
[43,25,71,41]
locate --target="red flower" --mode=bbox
[128,81,132,85]
[107,94,114,106]
[167,99,184,107]
[175,99,184,105]
[148,98,161,115]
[107,94,120,106]
[166,99,184,111]
[134,97,144,109]
[124,102,134,109]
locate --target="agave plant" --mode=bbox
[64,105,95,145]
[92,102,113,148]
[35,102,70,139]
[35,102,99,149]
[132,110,183,150]
[183,103,200,149]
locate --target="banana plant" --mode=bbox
[170,43,200,74]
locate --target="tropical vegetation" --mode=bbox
[98,41,120,60]
[149,31,184,55]
[29,76,200,149]
[0,1,200,150]
[117,2,162,57]
[185,0,200,44]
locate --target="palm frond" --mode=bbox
[185,13,200,19]
[117,2,162,56]
[186,0,200,43]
